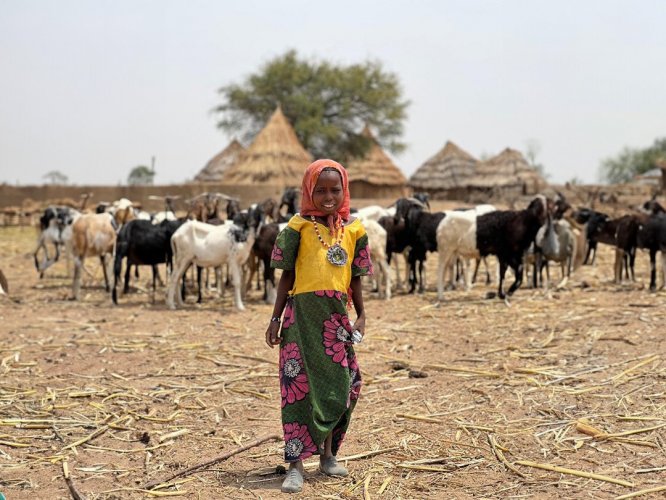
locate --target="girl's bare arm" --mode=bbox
[349,276,366,334]
[265,270,295,348]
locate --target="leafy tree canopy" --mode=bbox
[43,170,68,185]
[599,137,666,184]
[214,50,409,162]
[127,165,155,186]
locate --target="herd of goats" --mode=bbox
[13,187,666,309]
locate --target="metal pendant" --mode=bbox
[326,244,348,266]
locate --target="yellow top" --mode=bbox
[287,215,367,295]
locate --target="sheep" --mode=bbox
[476,195,549,300]
[166,207,262,311]
[112,218,186,304]
[70,213,117,300]
[436,205,496,300]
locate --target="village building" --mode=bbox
[222,106,312,188]
[467,148,547,201]
[345,126,408,199]
[193,139,245,183]
[409,141,478,200]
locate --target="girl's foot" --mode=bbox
[319,455,348,476]
[281,464,304,493]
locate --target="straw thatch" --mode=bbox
[222,107,312,186]
[194,139,245,183]
[470,148,547,195]
[346,126,408,198]
[409,141,478,194]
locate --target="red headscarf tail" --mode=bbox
[300,159,351,234]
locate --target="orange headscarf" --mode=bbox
[300,159,351,234]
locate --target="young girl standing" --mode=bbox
[266,159,373,493]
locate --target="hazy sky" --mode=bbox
[1,0,664,186]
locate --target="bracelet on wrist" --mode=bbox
[270,316,281,323]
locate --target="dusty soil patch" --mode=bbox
[0,205,665,499]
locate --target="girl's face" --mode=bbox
[312,170,344,216]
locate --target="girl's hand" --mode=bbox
[265,321,282,348]
[353,312,366,336]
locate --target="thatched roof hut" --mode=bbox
[194,139,245,183]
[408,141,478,199]
[345,126,408,198]
[222,107,312,186]
[469,148,547,199]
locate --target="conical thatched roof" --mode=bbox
[409,141,478,190]
[194,139,245,182]
[345,126,407,186]
[222,107,312,185]
[469,148,547,192]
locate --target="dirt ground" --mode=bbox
[0,203,665,500]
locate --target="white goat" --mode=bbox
[363,219,391,300]
[166,219,256,311]
[436,205,496,300]
[356,205,392,222]
[534,218,577,290]
[70,213,116,300]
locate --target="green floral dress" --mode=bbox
[270,215,372,462]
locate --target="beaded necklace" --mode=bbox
[310,215,348,266]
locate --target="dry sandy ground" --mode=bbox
[0,207,665,499]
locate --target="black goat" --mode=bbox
[378,215,411,290]
[476,196,549,299]
[394,198,445,293]
[112,218,186,304]
[280,187,299,218]
[246,222,282,301]
[637,212,666,291]
[573,208,612,265]
[406,207,446,293]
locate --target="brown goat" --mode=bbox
[70,213,116,300]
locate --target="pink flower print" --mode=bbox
[322,313,352,367]
[314,290,343,301]
[283,422,318,462]
[353,245,373,274]
[279,343,309,408]
[271,245,283,262]
[282,300,295,329]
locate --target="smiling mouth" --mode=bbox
[323,203,336,208]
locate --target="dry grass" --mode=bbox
[0,207,665,499]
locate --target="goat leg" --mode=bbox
[123,260,132,294]
[507,261,523,296]
[497,260,508,299]
[196,266,203,303]
[649,249,657,292]
[100,255,110,292]
[152,265,158,303]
